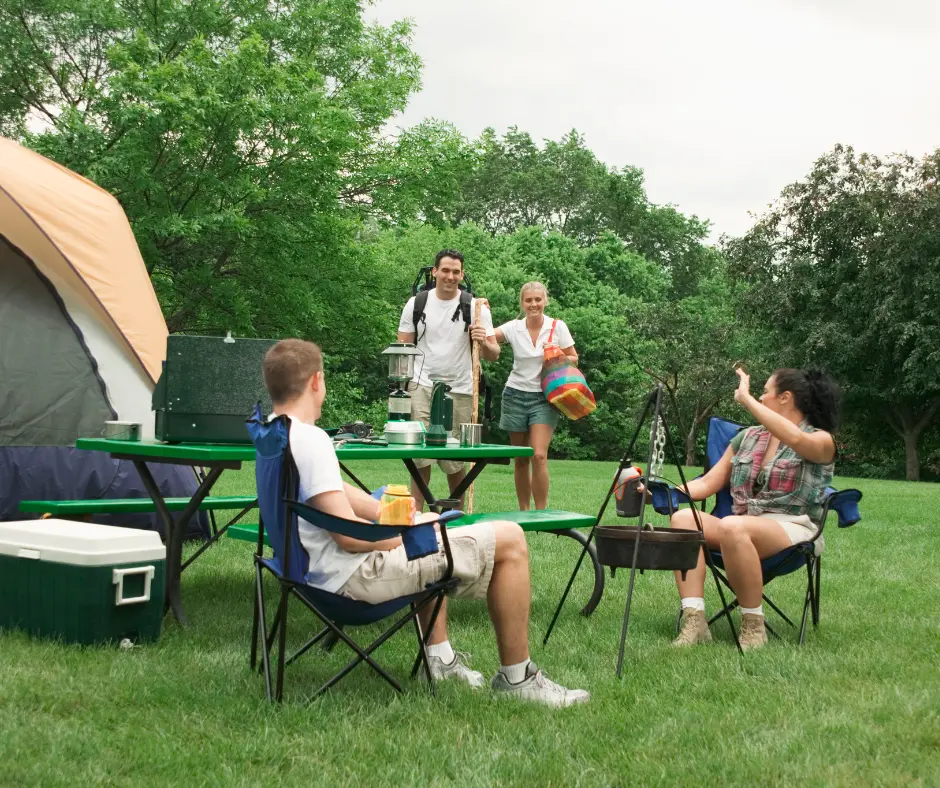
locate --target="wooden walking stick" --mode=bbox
[467,300,484,514]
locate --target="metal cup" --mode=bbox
[459,422,482,446]
[104,420,141,441]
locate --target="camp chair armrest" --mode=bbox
[647,480,693,516]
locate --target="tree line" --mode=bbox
[2,0,937,479]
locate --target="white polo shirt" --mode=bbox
[498,316,575,393]
[398,290,495,396]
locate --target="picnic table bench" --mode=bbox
[19,495,257,516]
[19,495,258,572]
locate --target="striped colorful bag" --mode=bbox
[540,320,596,420]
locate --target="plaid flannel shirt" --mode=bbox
[729,421,833,525]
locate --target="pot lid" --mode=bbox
[383,420,426,433]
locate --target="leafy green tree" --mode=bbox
[447,127,717,298]
[0,0,438,352]
[727,145,940,480]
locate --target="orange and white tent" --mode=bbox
[0,136,167,444]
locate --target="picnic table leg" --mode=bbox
[134,461,224,626]
[403,458,439,509]
[547,528,605,616]
[445,460,490,505]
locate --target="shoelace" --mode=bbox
[453,651,473,666]
[676,613,703,642]
[740,617,763,636]
[533,671,566,695]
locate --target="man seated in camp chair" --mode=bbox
[667,366,840,650]
[261,339,589,707]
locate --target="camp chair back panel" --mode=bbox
[246,405,464,702]
[652,416,863,644]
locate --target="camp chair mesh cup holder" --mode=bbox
[646,416,863,645]
[247,408,465,702]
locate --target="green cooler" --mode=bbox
[0,519,166,645]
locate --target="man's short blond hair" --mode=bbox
[263,339,323,405]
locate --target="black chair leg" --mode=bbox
[305,605,427,700]
[261,602,283,674]
[813,556,821,626]
[798,561,814,645]
[250,564,262,671]
[411,593,445,679]
[762,592,796,629]
[411,602,435,693]
[285,624,332,667]
[274,586,290,702]
[256,569,274,702]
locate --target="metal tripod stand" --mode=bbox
[543,384,742,675]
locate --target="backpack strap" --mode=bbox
[413,288,475,344]
[412,290,430,341]
[457,290,473,333]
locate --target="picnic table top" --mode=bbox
[75,437,533,463]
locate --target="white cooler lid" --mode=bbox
[0,519,166,566]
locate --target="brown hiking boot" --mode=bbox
[672,608,713,646]
[739,613,768,651]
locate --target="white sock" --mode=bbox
[681,597,706,612]
[740,605,764,617]
[427,640,455,664]
[499,659,532,684]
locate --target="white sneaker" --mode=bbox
[490,662,590,708]
[427,652,486,688]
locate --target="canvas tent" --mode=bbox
[0,136,204,534]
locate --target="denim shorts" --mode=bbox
[499,386,559,432]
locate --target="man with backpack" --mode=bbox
[397,249,500,510]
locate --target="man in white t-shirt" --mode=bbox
[397,250,500,510]
[260,339,589,707]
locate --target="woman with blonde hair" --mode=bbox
[493,282,578,510]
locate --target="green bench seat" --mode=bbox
[226,508,594,548]
[19,495,258,516]
[228,522,269,546]
[447,508,594,531]
[226,507,603,615]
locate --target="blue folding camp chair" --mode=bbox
[246,405,465,702]
[649,416,863,644]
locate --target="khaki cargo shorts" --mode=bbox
[409,383,473,474]
[338,522,496,604]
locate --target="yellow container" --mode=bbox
[378,484,416,526]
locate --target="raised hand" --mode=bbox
[734,366,751,404]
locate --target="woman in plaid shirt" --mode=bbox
[669,366,840,650]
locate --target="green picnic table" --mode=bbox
[75,437,533,625]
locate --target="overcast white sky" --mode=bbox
[370,0,940,239]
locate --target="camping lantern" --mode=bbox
[381,343,421,422]
[382,342,421,383]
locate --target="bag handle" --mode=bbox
[547,319,557,345]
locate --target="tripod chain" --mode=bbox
[650,416,666,479]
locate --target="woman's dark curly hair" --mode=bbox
[772,368,840,432]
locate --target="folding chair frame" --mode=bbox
[696,489,849,645]
[250,550,458,702]
[658,419,862,646]
[246,419,461,703]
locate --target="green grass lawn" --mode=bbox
[1,460,938,786]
